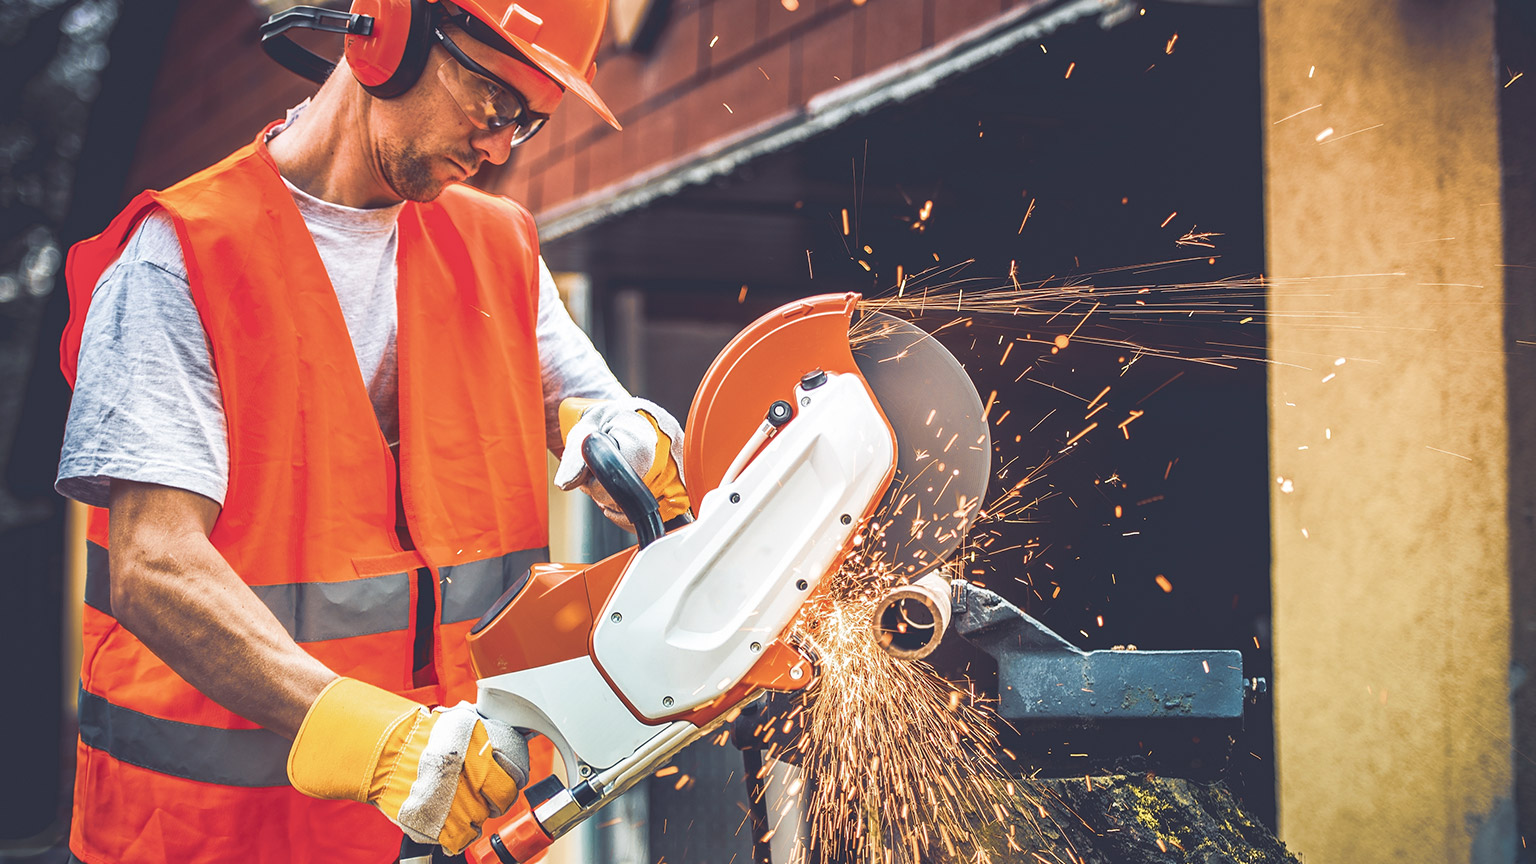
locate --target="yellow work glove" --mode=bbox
[287,677,528,855]
[554,396,690,524]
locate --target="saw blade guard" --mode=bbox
[684,293,873,499]
[685,294,991,580]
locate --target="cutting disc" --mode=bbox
[851,312,992,580]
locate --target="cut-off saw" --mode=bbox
[458,292,991,863]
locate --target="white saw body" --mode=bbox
[473,370,891,780]
[591,371,892,721]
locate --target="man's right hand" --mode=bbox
[287,677,529,855]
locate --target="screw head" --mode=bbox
[750,642,762,652]
[730,492,741,504]
[579,764,593,777]
[610,612,623,623]
[840,514,852,525]
[662,696,675,708]
[790,666,805,680]
[796,579,809,590]
[800,396,811,407]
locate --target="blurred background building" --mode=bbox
[0,0,1531,861]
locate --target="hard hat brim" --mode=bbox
[454,0,623,132]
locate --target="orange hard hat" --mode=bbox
[451,0,620,130]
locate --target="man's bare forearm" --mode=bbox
[107,480,337,738]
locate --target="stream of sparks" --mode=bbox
[763,267,1386,863]
[784,557,1045,864]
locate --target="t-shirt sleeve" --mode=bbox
[535,256,629,453]
[55,212,231,509]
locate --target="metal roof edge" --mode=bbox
[538,0,1136,243]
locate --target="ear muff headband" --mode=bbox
[260,0,437,99]
[260,7,372,84]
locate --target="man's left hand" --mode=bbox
[554,397,690,526]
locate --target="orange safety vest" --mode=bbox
[59,126,553,864]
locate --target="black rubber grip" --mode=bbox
[522,775,566,808]
[581,431,665,548]
[489,831,518,863]
[572,779,602,807]
[398,837,435,863]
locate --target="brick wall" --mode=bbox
[122,0,1023,216]
[493,0,1028,215]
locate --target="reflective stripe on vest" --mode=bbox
[439,547,548,624]
[77,543,546,788]
[85,542,408,643]
[77,685,290,788]
[85,542,547,638]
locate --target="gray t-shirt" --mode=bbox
[57,180,626,509]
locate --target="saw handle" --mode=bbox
[581,430,669,547]
[399,837,434,863]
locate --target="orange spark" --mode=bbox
[1064,423,1097,447]
[1117,410,1144,439]
[1018,198,1036,234]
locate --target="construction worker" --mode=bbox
[52,1,688,861]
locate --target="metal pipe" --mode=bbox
[871,570,952,660]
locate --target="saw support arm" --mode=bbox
[951,579,1259,723]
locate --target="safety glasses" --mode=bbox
[433,21,550,145]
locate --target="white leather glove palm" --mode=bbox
[554,397,688,526]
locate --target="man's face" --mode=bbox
[370,23,563,202]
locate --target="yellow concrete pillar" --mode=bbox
[1263,1,1517,861]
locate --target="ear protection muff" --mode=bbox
[261,0,438,99]
[344,0,436,97]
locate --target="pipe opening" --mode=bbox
[871,571,952,660]
[877,598,938,654]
